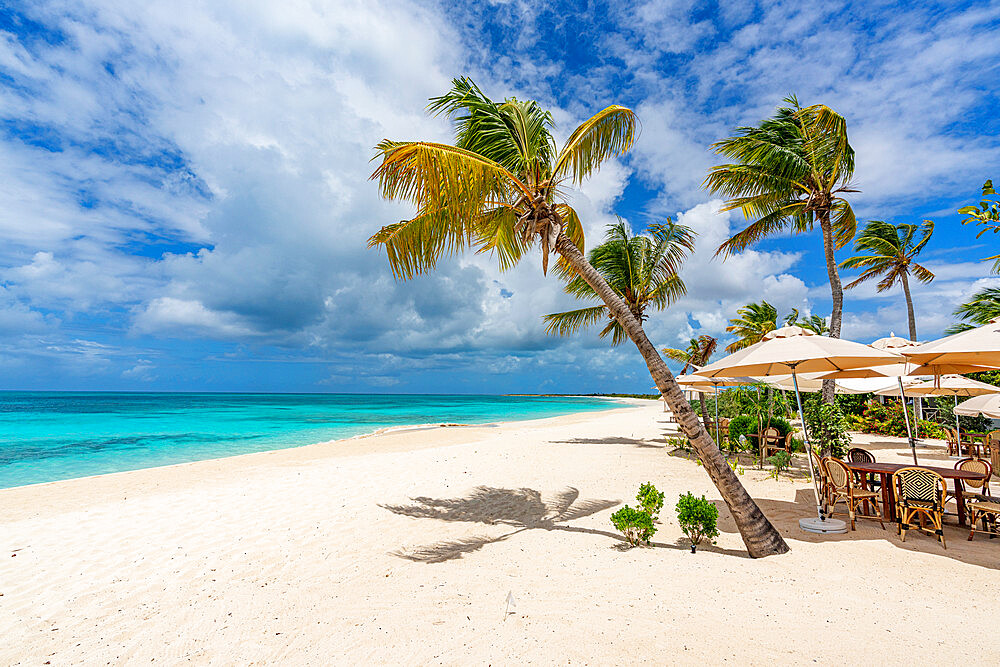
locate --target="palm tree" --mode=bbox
[839,220,934,341]
[368,77,788,557]
[725,301,779,352]
[543,219,695,345]
[948,286,1000,334]
[796,314,830,335]
[663,335,718,427]
[958,179,1000,272]
[705,96,857,402]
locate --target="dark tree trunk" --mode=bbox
[901,272,917,341]
[555,233,789,558]
[818,210,844,404]
[698,391,710,429]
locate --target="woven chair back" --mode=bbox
[847,447,875,464]
[987,429,1000,447]
[992,447,1000,481]
[824,457,851,490]
[809,448,825,477]
[893,467,944,505]
[956,458,992,490]
[943,427,957,445]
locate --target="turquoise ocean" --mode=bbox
[0,393,625,489]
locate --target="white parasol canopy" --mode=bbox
[901,317,1000,374]
[955,393,1000,419]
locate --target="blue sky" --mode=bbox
[1,0,999,393]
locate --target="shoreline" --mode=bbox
[0,395,637,496]
[0,400,647,520]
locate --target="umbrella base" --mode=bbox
[799,517,847,534]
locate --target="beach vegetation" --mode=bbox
[766,451,792,478]
[636,482,665,520]
[368,76,789,558]
[958,179,1000,272]
[663,335,718,426]
[675,492,720,547]
[840,220,934,340]
[544,219,695,345]
[611,505,656,546]
[802,398,851,457]
[947,286,1000,334]
[707,96,857,403]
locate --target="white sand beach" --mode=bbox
[3,400,999,665]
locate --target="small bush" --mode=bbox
[637,482,665,520]
[728,414,792,443]
[675,492,719,546]
[803,398,852,458]
[767,451,792,479]
[611,506,656,546]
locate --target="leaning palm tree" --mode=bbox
[706,96,857,402]
[543,219,695,345]
[839,220,934,341]
[663,335,718,426]
[796,314,830,336]
[725,301,779,352]
[368,77,788,557]
[947,286,1000,334]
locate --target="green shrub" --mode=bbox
[728,414,792,443]
[803,398,852,458]
[767,451,792,479]
[636,482,665,520]
[917,419,945,439]
[611,505,655,546]
[675,492,720,546]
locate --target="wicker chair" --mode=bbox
[810,448,832,512]
[986,429,1000,457]
[967,496,1000,541]
[760,426,785,459]
[992,446,1000,482]
[949,459,992,515]
[943,427,959,457]
[847,447,876,463]
[824,457,884,530]
[893,467,947,548]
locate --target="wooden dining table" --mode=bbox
[843,461,988,527]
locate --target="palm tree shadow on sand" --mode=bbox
[381,486,749,563]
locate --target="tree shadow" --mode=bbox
[551,436,664,449]
[382,486,749,562]
[710,488,1000,570]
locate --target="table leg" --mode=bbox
[880,472,895,523]
[956,480,968,527]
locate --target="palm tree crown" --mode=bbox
[725,301,779,352]
[948,286,1000,334]
[839,219,934,340]
[369,77,636,277]
[543,220,695,345]
[706,96,857,401]
[663,334,718,374]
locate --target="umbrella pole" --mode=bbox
[791,369,824,521]
[954,395,961,455]
[897,377,918,465]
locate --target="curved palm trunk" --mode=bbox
[901,272,917,341]
[698,391,710,429]
[555,233,789,558]
[819,211,844,404]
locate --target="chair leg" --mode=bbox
[969,509,977,541]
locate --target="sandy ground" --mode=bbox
[2,400,998,665]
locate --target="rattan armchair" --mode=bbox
[760,426,785,460]
[892,467,947,549]
[824,457,884,531]
[986,429,1000,457]
[967,497,1000,541]
[943,427,959,457]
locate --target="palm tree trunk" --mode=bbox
[901,272,917,341]
[698,391,710,429]
[819,210,844,404]
[555,233,789,558]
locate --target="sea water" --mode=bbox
[0,393,625,489]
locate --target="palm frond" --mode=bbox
[542,305,608,337]
[553,106,638,184]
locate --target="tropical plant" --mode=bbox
[840,220,934,340]
[802,398,852,457]
[663,334,718,425]
[544,219,695,345]
[796,314,830,335]
[958,179,1000,272]
[675,492,720,548]
[725,301,778,352]
[767,451,792,478]
[947,286,1000,334]
[636,482,665,521]
[706,95,857,403]
[367,77,788,557]
[610,505,656,546]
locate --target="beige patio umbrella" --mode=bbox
[955,393,1000,419]
[901,317,1000,374]
[890,375,1000,448]
[697,326,904,534]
